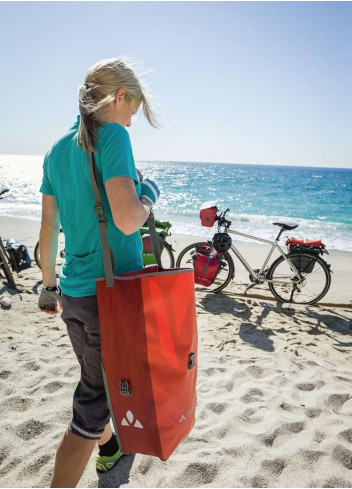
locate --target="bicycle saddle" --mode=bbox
[273,222,298,230]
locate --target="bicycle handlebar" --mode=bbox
[216,207,232,228]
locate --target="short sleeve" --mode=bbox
[39,153,54,195]
[99,124,138,185]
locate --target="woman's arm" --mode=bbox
[105,177,153,235]
[39,194,61,287]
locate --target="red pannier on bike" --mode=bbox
[286,237,326,274]
[286,237,325,248]
[199,206,218,227]
[193,246,222,286]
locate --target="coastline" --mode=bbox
[1,215,352,487]
[1,215,351,306]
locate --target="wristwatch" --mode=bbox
[43,285,62,294]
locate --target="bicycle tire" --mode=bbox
[176,241,234,293]
[162,241,175,268]
[34,233,66,275]
[34,241,40,268]
[267,252,331,305]
[0,247,16,289]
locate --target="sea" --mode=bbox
[0,155,351,252]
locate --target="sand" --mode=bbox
[0,216,351,488]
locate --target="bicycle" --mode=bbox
[176,206,332,305]
[34,219,175,272]
[0,189,17,289]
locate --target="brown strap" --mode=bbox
[88,152,115,287]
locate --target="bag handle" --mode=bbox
[88,152,162,287]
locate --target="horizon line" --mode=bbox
[0,153,351,171]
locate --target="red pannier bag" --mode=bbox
[89,154,198,461]
[193,246,222,286]
[286,237,325,248]
[199,206,218,227]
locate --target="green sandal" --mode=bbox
[96,448,125,473]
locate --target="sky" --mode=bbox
[0,1,351,168]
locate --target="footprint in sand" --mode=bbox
[300,450,324,464]
[23,361,41,371]
[320,477,352,488]
[207,402,228,415]
[15,419,50,440]
[44,381,66,393]
[0,457,22,478]
[0,396,34,412]
[261,421,305,447]
[18,454,52,479]
[240,407,266,424]
[261,458,286,476]
[305,407,322,419]
[326,393,352,412]
[332,445,352,470]
[204,367,226,376]
[245,365,267,379]
[240,388,264,404]
[242,475,269,488]
[339,428,352,444]
[0,370,11,380]
[296,382,316,391]
[181,462,218,485]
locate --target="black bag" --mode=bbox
[6,239,32,273]
[289,253,316,274]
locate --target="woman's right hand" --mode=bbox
[140,178,160,206]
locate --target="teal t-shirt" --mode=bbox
[40,116,143,297]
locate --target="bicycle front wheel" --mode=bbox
[176,241,234,293]
[268,252,331,305]
[0,247,16,289]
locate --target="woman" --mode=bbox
[38,58,160,487]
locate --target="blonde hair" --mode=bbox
[77,58,159,152]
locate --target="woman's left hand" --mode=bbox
[38,286,62,315]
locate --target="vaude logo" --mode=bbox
[179,403,196,423]
[121,410,143,429]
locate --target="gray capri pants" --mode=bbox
[61,293,110,440]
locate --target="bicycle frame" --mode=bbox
[227,227,301,284]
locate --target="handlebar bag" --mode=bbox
[89,153,198,461]
[199,206,218,227]
[192,246,222,286]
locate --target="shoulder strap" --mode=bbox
[88,152,115,287]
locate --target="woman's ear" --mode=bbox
[116,88,126,104]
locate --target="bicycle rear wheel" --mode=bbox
[268,252,331,305]
[176,241,234,293]
[0,247,16,289]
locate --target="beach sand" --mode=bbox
[0,216,351,488]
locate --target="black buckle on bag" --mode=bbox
[119,380,132,396]
[188,353,196,370]
[94,204,107,224]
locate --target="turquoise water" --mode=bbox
[0,155,351,251]
[138,161,352,251]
